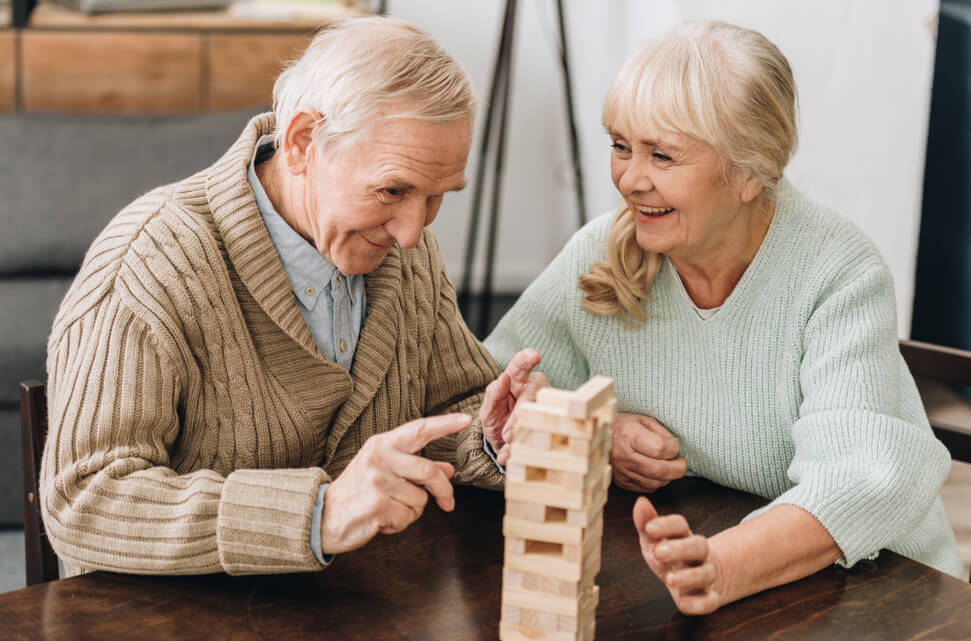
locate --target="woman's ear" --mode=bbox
[280,110,323,175]
[739,176,764,204]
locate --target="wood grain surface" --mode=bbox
[207,32,311,111]
[0,31,14,112]
[2,479,970,640]
[22,31,201,113]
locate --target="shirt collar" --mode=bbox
[247,135,339,311]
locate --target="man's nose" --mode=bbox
[387,200,429,249]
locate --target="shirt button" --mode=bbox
[337,274,345,283]
[305,286,315,296]
[339,339,348,352]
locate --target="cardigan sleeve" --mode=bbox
[743,260,951,568]
[418,234,504,489]
[42,290,329,576]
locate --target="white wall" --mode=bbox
[389,0,939,335]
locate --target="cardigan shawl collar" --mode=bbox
[204,113,403,462]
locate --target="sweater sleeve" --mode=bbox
[745,261,951,568]
[42,292,328,576]
[484,223,592,391]
[419,234,504,489]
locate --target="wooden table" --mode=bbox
[2,478,970,640]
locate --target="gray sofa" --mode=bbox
[0,110,261,525]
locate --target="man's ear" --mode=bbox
[739,176,764,204]
[281,110,323,175]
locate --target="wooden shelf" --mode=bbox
[0,30,14,112]
[4,3,361,114]
[27,3,349,32]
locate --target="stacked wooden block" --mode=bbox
[500,376,615,641]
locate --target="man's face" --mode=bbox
[300,110,472,275]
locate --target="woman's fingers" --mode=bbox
[673,590,721,616]
[666,561,717,591]
[655,534,709,564]
[645,514,692,540]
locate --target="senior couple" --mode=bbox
[42,16,961,615]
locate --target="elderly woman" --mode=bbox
[484,21,962,614]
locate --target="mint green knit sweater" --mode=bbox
[486,180,962,577]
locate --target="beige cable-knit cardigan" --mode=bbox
[41,114,503,577]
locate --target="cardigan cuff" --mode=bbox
[217,467,331,575]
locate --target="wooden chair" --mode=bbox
[900,339,971,463]
[19,380,58,586]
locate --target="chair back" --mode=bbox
[900,339,971,463]
[19,380,58,585]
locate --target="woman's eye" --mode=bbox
[653,152,672,162]
[610,142,630,153]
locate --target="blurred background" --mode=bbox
[1,0,969,590]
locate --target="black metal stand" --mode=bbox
[458,0,587,338]
[12,0,37,28]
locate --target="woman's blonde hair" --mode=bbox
[272,15,476,151]
[579,20,798,325]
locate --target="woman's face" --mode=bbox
[608,124,753,264]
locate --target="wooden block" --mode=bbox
[506,461,606,511]
[0,32,14,113]
[516,403,594,438]
[592,398,617,428]
[502,587,583,616]
[500,624,591,641]
[22,32,201,114]
[509,423,609,474]
[506,463,585,493]
[504,516,582,546]
[503,568,593,599]
[535,377,614,420]
[208,33,312,111]
[555,586,600,634]
[505,529,602,582]
[501,591,597,641]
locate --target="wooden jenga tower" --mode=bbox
[499,376,615,641]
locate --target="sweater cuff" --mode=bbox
[217,467,331,575]
[310,483,336,567]
[482,432,506,475]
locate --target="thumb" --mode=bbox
[480,372,511,427]
[633,496,658,535]
[434,461,455,480]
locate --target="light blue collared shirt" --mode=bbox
[247,136,366,566]
[247,135,366,370]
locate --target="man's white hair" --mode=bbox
[272,15,477,150]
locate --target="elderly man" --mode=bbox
[41,16,538,576]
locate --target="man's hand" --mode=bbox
[320,414,471,555]
[480,348,548,466]
[633,496,723,615]
[611,413,687,492]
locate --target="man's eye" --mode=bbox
[383,188,401,197]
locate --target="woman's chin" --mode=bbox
[635,228,675,255]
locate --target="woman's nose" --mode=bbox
[618,156,654,195]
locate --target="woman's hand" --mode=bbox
[480,348,548,466]
[610,413,687,492]
[633,496,724,615]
